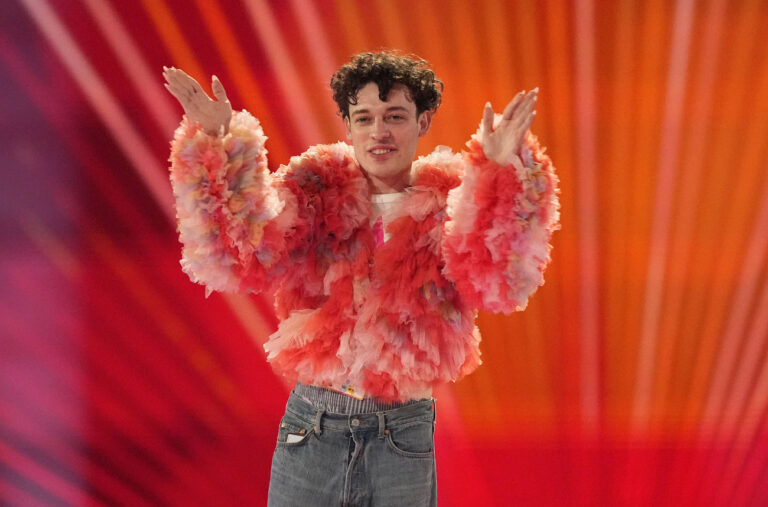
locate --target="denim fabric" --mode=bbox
[267,388,437,506]
[292,382,432,414]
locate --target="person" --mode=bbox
[163,51,559,507]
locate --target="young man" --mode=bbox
[164,51,559,506]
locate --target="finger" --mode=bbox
[164,82,186,102]
[166,79,202,110]
[482,102,494,135]
[500,95,520,121]
[165,81,191,103]
[519,99,536,123]
[164,66,182,80]
[164,68,190,91]
[518,88,537,107]
[163,67,175,85]
[169,66,193,81]
[168,68,207,98]
[521,111,536,133]
[212,75,229,103]
[163,67,181,84]
[502,91,526,121]
[520,89,537,113]
[512,95,537,128]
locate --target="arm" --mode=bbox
[442,90,560,313]
[165,68,301,296]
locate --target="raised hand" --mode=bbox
[163,66,232,135]
[480,88,538,166]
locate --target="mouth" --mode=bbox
[369,146,396,156]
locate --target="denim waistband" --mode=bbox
[287,385,435,434]
[293,382,433,415]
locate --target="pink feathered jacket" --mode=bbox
[169,110,559,401]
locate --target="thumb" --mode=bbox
[212,75,229,102]
[482,102,494,135]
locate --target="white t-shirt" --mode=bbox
[370,191,406,244]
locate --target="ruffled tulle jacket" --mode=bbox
[169,111,560,401]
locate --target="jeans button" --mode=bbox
[351,418,360,427]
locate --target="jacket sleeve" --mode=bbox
[441,122,560,314]
[169,110,302,296]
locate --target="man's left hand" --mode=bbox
[480,88,538,166]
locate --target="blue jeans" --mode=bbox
[267,387,437,506]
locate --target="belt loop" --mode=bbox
[314,408,325,436]
[376,412,387,439]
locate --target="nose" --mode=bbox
[371,118,391,139]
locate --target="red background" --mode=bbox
[2,0,768,505]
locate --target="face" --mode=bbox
[345,82,432,193]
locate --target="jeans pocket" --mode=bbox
[276,412,314,447]
[385,420,435,458]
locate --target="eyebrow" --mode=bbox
[350,106,410,117]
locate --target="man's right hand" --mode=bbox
[163,66,232,135]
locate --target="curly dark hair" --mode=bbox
[330,51,443,119]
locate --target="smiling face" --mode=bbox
[345,82,432,193]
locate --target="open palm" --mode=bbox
[163,66,232,134]
[481,88,537,166]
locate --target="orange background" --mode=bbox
[1,0,767,505]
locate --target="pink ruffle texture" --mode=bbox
[169,111,559,401]
[339,153,482,400]
[442,118,561,314]
[264,143,371,385]
[169,111,282,295]
[264,149,487,401]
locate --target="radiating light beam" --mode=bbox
[242,0,324,145]
[574,0,601,437]
[632,0,695,436]
[18,0,174,219]
[81,0,179,134]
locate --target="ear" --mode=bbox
[417,110,433,137]
[344,117,352,140]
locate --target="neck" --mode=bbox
[364,170,410,194]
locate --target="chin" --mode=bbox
[368,167,407,181]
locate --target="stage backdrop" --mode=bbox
[2,0,768,505]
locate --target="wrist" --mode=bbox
[508,153,524,171]
[202,117,229,136]
[484,149,524,169]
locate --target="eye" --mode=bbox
[387,114,405,121]
[355,116,372,124]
